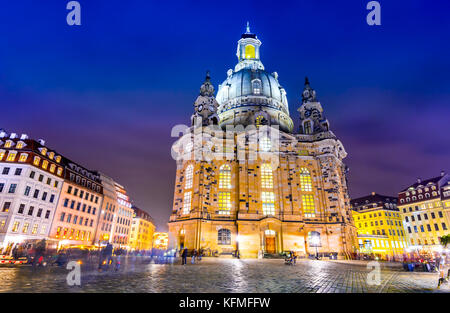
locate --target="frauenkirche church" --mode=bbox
[168,25,357,258]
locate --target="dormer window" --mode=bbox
[55,155,61,163]
[4,140,13,148]
[16,141,25,149]
[19,153,28,162]
[57,167,63,176]
[40,148,47,156]
[252,79,261,95]
[33,156,41,166]
[48,152,55,160]
[6,151,17,162]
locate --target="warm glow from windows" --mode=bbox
[219,164,231,189]
[261,164,273,189]
[32,224,38,234]
[300,168,313,192]
[302,194,316,218]
[42,160,49,170]
[182,191,192,214]
[0,150,5,160]
[19,153,28,162]
[50,164,56,173]
[33,156,40,166]
[185,165,193,189]
[57,167,63,176]
[55,155,61,163]
[4,141,13,148]
[262,191,275,215]
[245,44,255,59]
[6,151,17,162]
[16,141,24,149]
[218,192,231,214]
[41,148,47,156]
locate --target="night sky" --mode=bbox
[1,1,449,231]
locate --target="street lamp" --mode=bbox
[310,233,321,260]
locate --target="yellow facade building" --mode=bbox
[129,206,155,251]
[153,232,169,250]
[351,193,408,259]
[398,173,450,255]
[168,26,357,259]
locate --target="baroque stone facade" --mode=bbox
[168,25,357,258]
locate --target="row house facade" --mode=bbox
[398,172,450,253]
[0,129,150,253]
[0,131,65,252]
[129,206,156,251]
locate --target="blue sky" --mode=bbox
[1,1,449,230]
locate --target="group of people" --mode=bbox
[180,248,203,265]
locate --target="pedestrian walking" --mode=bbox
[191,249,197,264]
[181,248,188,265]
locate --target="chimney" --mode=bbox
[9,133,17,139]
[37,139,46,146]
[441,171,445,177]
[20,134,29,140]
[417,178,421,184]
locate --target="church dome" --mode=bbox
[216,24,293,133]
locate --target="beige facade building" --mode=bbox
[168,26,357,258]
[49,161,103,246]
[398,172,450,254]
[129,206,155,251]
[110,182,133,248]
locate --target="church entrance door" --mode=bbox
[265,237,276,254]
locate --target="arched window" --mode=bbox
[218,229,231,245]
[184,165,193,189]
[244,44,255,59]
[261,164,273,189]
[219,164,231,189]
[252,79,261,95]
[300,168,312,192]
[303,121,312,134]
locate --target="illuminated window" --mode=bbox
[42,160,48,170]
[31,224,38,234]
[244,44,255,59]
[218,192,231,214]
[22,222,30,233]
[55,155,61,163]
[56,226,61,237]
[260,137,271,152]
[261,164,273,189]
[6,151,17,162]
[219,164,231,188]
[182,191,192,214]
[218,228,231,245]
[185,165,193,189]
[33,156,41,166]
[4,140,13,148]
[16,141,25,149]
[50,164,56,173]
[252,79,261,95]
[0,150,5,160]
[48,152,54,160]
[57,167,63,176]
[19,153,28,162]
[12,221,20,232]
[40,148,47,156]
[262,191,275,215]
[302,194,316,218]
[300,168,313,192]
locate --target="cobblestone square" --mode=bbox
[0,258,448,293]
